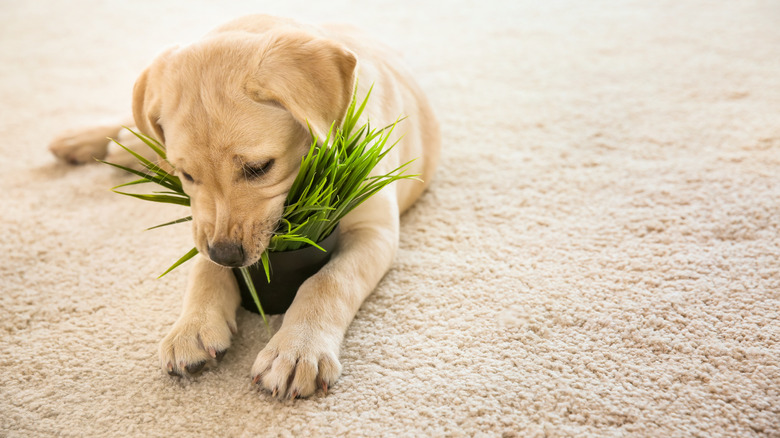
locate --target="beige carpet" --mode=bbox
[2,0,779,436]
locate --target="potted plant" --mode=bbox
[101,87,418,326]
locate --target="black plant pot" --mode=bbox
[233,227,340,315]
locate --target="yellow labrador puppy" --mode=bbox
[49,15,440,398]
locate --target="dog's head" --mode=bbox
[132,30,357,267]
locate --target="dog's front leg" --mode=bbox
[159,255,241,376]
[251,193,400,398]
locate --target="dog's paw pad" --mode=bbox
[184,360,207,375]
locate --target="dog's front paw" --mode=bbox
[251,326,342,399]
[159,310,237,377]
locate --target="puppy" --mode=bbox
[49,14,440,398]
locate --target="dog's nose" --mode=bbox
[208,241,245,267]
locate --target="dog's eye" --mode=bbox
[243,160,274,180]
[180,171,194,182]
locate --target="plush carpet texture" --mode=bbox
[2,1,779,436]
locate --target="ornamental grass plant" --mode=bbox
[101,86,418,324]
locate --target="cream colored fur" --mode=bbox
[48,14,440,399]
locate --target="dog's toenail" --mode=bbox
[215,350,227,361]
[167,363,181,377]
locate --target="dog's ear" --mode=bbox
[246,32,358,141]
[132,46,178,144]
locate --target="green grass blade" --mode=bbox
[122,126,168,160]
[109,138,161,175]
[98,159,157,182]
[260,251,271,283]
[146,216,193,230]
[239,266,269,331]
[112,178,153,189]
[99,159,182,193]
[112,191,191,207]
[158,247,198,278]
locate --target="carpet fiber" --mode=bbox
[2,1,779,436]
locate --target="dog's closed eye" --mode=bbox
[242,160,274,180]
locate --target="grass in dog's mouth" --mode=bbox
[100,85,419,326]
